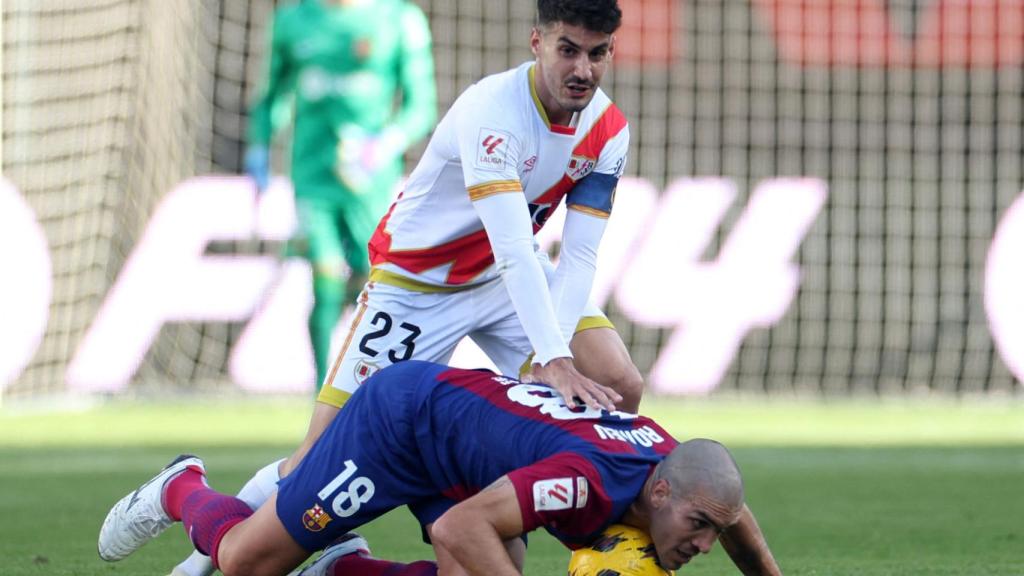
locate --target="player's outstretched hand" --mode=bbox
[523,357,621,412]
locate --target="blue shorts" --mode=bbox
[276,362,451,551]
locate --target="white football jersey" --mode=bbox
[368,61,629,289]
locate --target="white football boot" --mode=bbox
[292,533,371,576]
[98,454,205,562]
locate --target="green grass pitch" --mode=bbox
[1,396,1022,575]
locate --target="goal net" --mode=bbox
[2,0,1022,400]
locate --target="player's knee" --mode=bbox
[215,554,245,576]
[607,362,644,413]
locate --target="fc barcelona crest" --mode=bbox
[302,504,332,532]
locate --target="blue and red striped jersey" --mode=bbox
[403,361,678,548]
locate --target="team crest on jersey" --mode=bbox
[354,360,379,385]
[476,128,510,172]
[566,155,596,181]
[533,477,588,511]
[302,504,332,532]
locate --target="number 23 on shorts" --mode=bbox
[357,311,422,363]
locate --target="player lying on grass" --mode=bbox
[99,361,781,576]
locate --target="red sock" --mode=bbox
[162,465,252,567]
[330,555,437,576]
[162,465,208,521]
[180,489,252,565]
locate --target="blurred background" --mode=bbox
[3,0,1023,402]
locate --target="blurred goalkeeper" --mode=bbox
[99,361,782,576]
[244,0,437,393]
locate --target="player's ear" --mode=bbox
[650,478,672,509]
[608,34,616,60]
[530,27,542,57]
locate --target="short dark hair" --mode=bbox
[536,0,623,35]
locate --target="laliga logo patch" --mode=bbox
[533,477,589,511]
[302,504,332,532]
[354,360,379,385]
[476,128,510,172]
[566,155,596,181]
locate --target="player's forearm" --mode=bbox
[549,208,605,341]
[431,507,522,576]
[499,239,573,360]
[473,194,572,364]
[719,504,782,576]
[497,239,573,364]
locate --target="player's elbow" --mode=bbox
[430,512,462,553]
[431,508,483,562]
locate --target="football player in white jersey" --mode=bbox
[169,1,643,574]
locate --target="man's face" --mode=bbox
[530,22,614,123]
[647,482,741,570]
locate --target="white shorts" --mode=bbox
[317,275,610,407]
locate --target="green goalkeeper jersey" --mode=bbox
[248,0,437,201]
